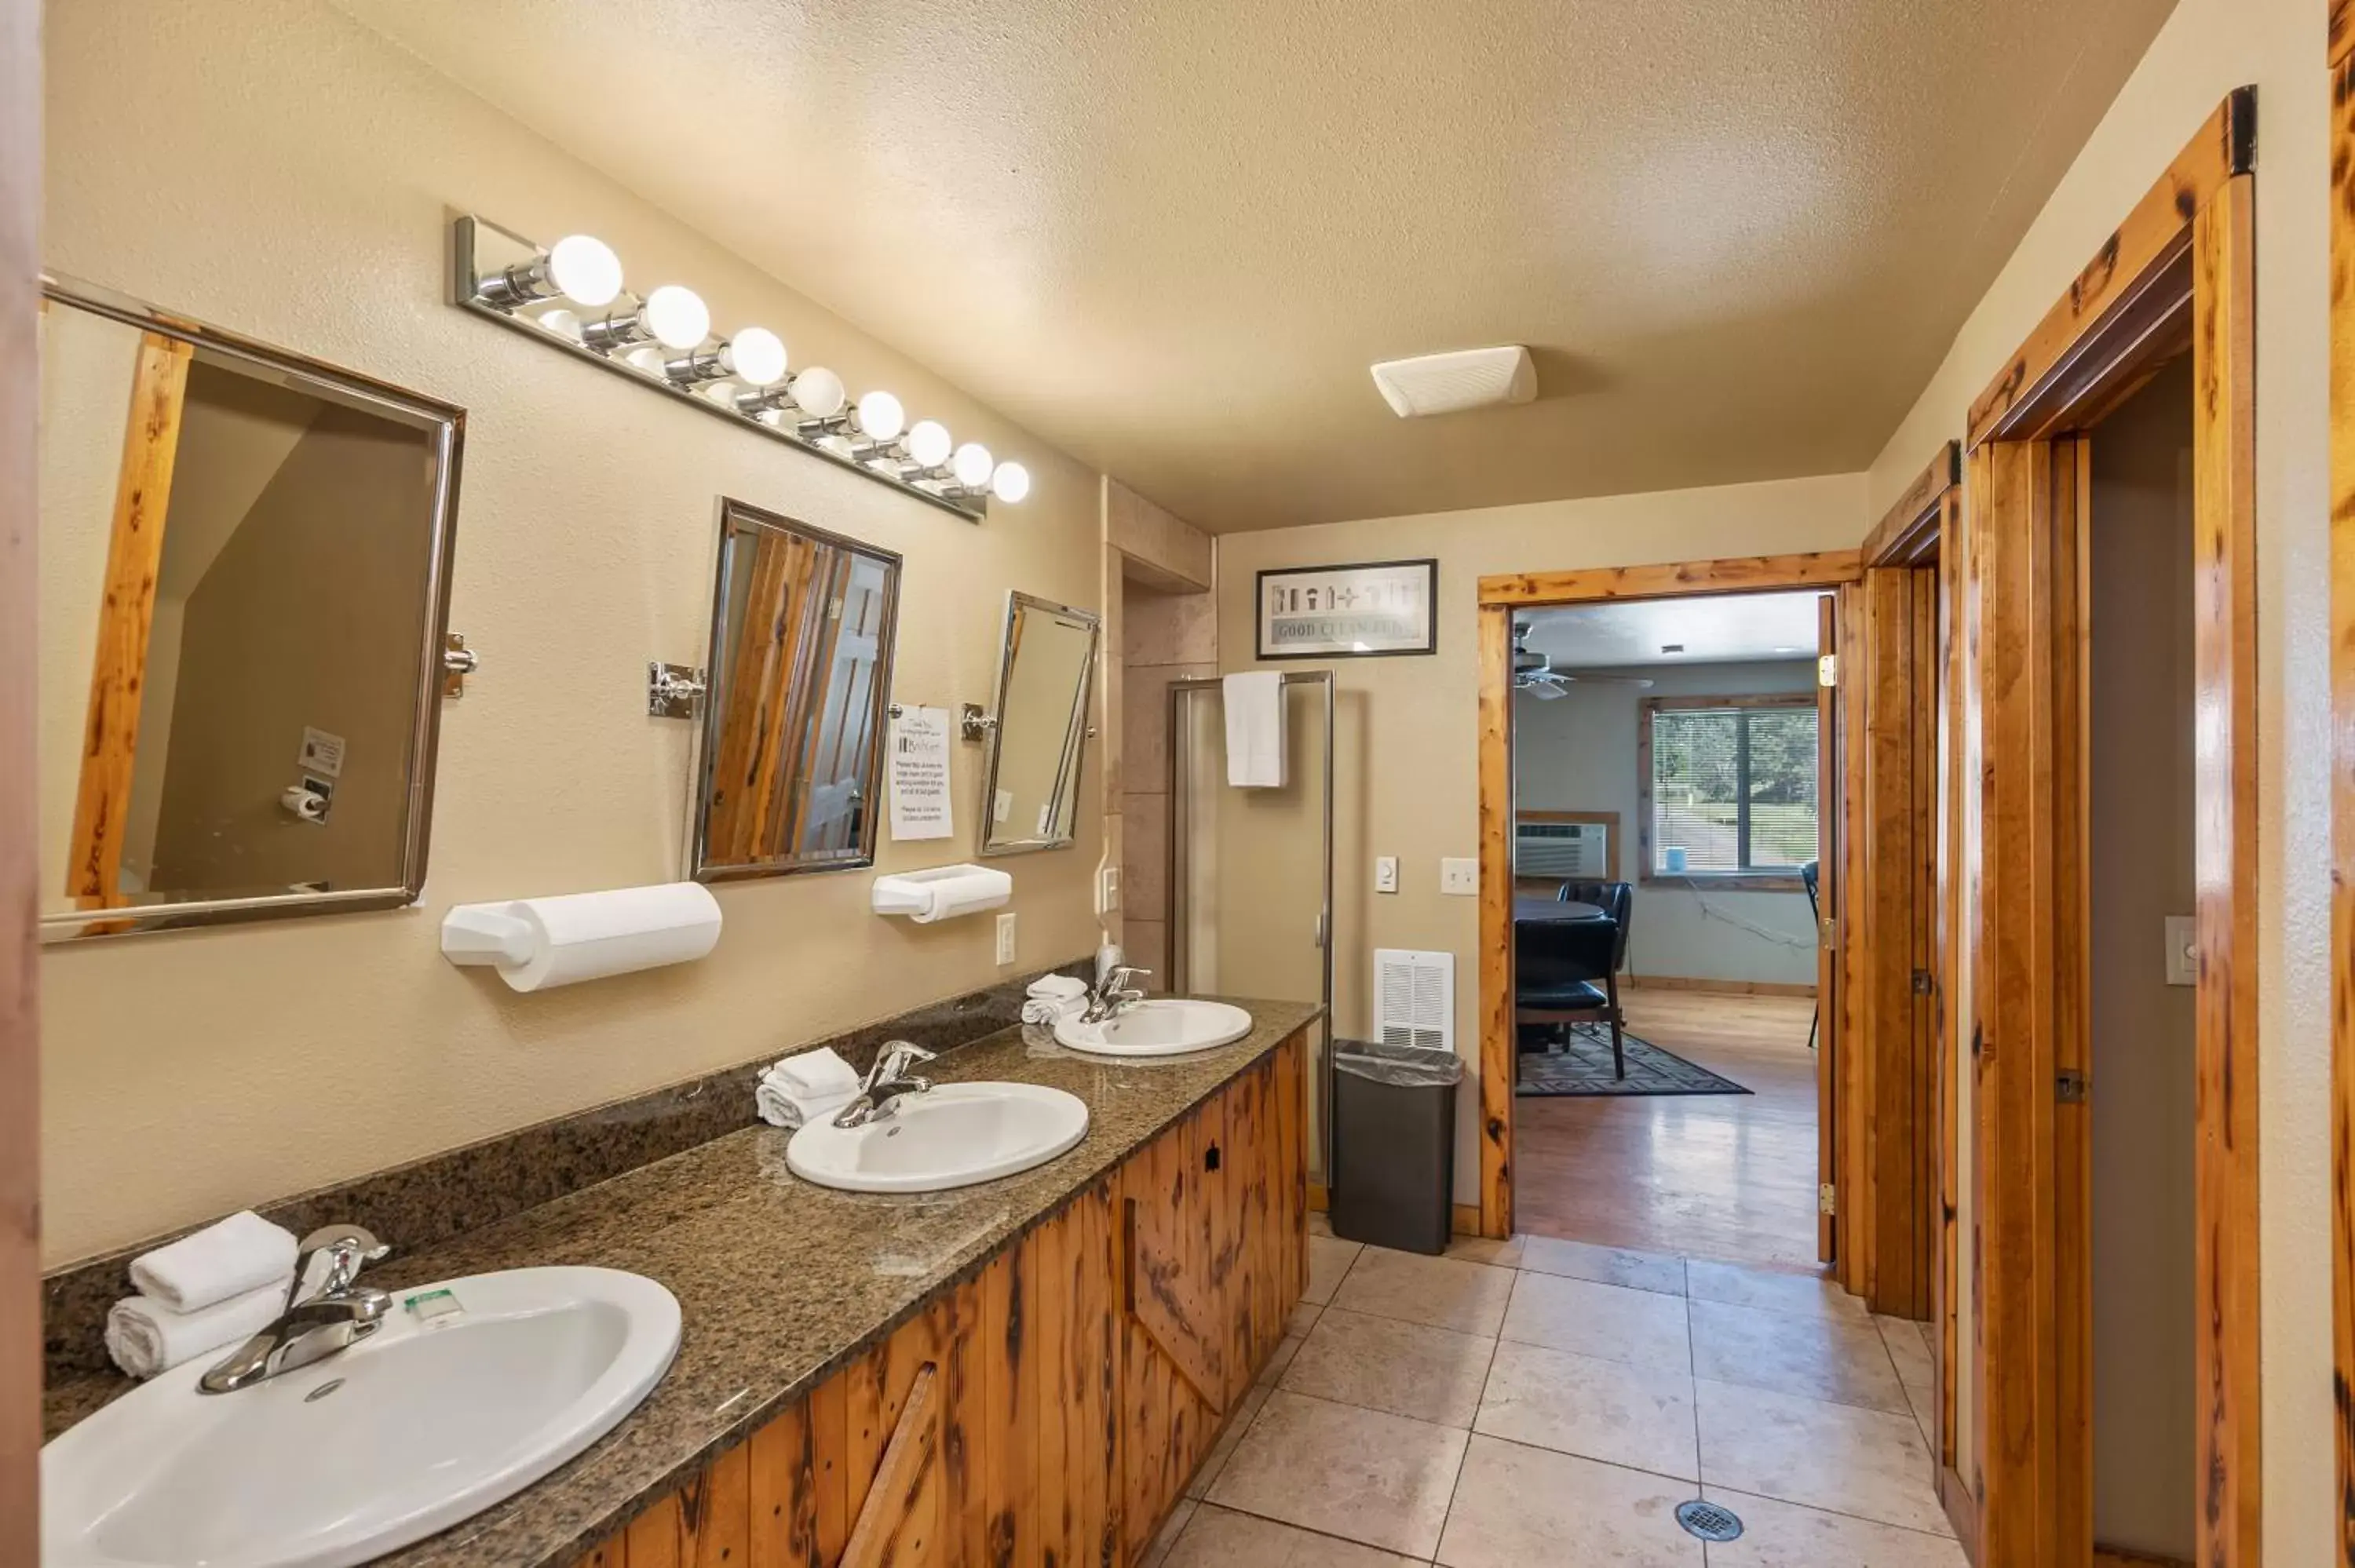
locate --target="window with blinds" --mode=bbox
[1645,698,1818,877]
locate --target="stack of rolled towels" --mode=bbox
[1021,972,1090,1026]
[106,1210,298,1380]
[756,1046,861,1129]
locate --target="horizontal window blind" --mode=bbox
[1648,702,1817,875]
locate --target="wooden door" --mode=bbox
[1848,565,1941,1318]
[1814,593,1839,1265]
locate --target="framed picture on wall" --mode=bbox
[1254,558,1438,659]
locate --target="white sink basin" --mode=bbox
[787,1081,1088,1194]
[1053,998,1254,1058]
[42,1266,680,1568]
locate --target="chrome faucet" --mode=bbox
[1081,965,1151,1024]
[832,1041,938,1129]
[199,1223,392,1394]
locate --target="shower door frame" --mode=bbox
[1167,670,1338,1178]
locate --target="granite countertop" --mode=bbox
[46,997,1321,1568]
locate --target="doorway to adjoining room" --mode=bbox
[1507,590,1826,1271]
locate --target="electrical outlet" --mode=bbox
[995,912,1018,966]
[1099,865,1122,915]
[1440,857,1477,895]
[2165,914,2196,986]
[1375,855,1399,894]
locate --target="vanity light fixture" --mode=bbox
[452,214,1022,522]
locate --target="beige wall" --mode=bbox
[40,0,1108,1266]
[1863,0,2333,1549]
[1213,474,1868,1202]
[1515,658,1820,987]
[2087,361,2198,1558]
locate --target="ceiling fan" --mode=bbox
[1511,621,1658,698]
[1512,623,1573,699]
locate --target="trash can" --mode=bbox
[1330,1039,1462,1256]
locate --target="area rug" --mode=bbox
[1515,1029,1753,1098]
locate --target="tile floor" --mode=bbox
[1145,1220,1963,1566]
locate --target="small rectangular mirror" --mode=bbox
[978,592,1101,856]
[37,275,465,940]
[691,498,901,880]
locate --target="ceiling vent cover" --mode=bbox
[1371,345,1537,418]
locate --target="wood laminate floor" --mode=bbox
[1513,989,1824,1273]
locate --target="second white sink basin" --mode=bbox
[42,1265,680,1568]
[787,1081,1089,1194]
[1053,998,1254,1058]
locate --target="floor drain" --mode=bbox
[1675,1499,1743,1542]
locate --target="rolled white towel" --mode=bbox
[765,1046,860,1102]
[1021,995,1085,1025]
[1027,974,1088,1001]
[127,1210,298,1314]
[105,1278,290,1379]
[755,1079,856,1130]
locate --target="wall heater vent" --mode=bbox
[1375,948,1455,1053]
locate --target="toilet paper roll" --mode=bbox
[446,882,723,992]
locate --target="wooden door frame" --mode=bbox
[2329,13,2355,1561]
[1962,88,2257,1568]
[1473,550,1864,1242]
[1861,445,1966,1488]
[1,0,37,1553]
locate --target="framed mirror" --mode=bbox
[691,498,901,881]
[978,592,1101,856]
[37,275,466,941]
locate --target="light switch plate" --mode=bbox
[1440,857,1477,895]
[2164,914,2196,986]
[1099,865,1122,914]
[995,911,1018,966]
[1375,855,1399,894]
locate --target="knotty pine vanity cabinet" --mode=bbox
[565,1032,1307,1568]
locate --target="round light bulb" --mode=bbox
[991,461,1031,504]
[856,390,905,442]
[546,234,623,307]
[624,345,668,375]
[703,381,740,404]
[642,285,710,350]
[535,307,582,342]
[790,365,846,420]
[951,442,995,489]
[907,419,952,469]
[723,326,787,387]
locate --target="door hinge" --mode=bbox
[1818,1183,1837,1216]
[2055,1069,2089,1104]
[1820,917,1837,950]
[1818,654,1838,688]
[1911,968,1935,996]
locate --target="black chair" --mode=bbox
[1801,861,1821,1050]
[1515,915,1627,1079]
[1557,880,1634,974]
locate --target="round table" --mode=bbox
[1514,897,1607,923]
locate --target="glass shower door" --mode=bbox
[1170,673,1334,1185]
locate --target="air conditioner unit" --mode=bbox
[1375,948,1454,1053]
[1514,819,1610,879]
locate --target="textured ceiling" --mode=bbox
[1521,592,1826,668]
[334,0,2177,531]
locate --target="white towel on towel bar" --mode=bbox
[1224,671,1287,789]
